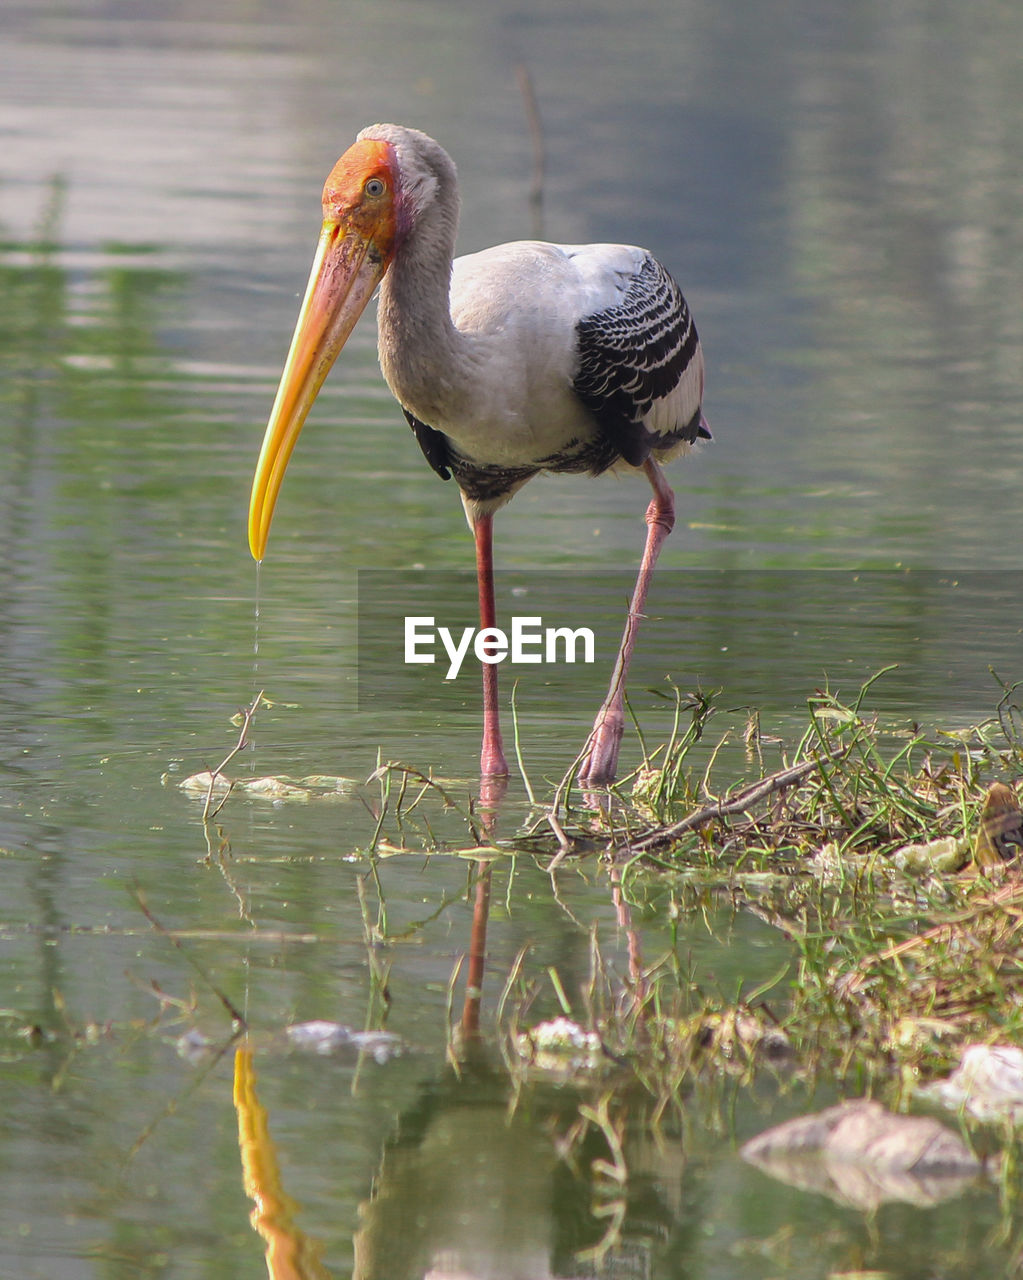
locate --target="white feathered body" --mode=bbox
[367,124,707,515]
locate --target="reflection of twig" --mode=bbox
[580,1093,627,1184]
[201,689,266,825]
[132,888,247,1028]
[210,844,255,927]
[353,876,393,1097]
[575,1093,628,1266]
[547,871,588,930]
[545,809,575,870]
[544,742,596,862]
[126,1030,241,1163]
[515,64,545,239]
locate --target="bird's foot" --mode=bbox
[477,771,509,816]
[480,737,509,783]
[577,711,624,788]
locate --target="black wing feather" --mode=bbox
[403,408,452,481]
[573,255,703,469]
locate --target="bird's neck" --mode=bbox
[377,208,473,425]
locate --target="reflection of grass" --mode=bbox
[177,658,1023,1260]
[0,176,67,419]
[190,666,1023,1102]
[0,178,193,690]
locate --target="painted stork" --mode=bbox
[248,124,708,786]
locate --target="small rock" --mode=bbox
[741,1099,980,1209]
[922,1043,1023,1122]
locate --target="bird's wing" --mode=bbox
[403,408,452,480]
[570,251,707,468]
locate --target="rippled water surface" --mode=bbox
[2,1,1023,1275]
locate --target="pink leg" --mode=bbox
[579,459,675,786]
[474,512,509,778]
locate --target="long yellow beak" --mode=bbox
[248,221,389,560]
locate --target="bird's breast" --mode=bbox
[382,251,604,468]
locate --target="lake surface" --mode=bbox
[2,1,1023,1275]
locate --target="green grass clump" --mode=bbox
[536,674,1023,1088]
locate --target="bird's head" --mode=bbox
[247,135,404,561]
[248,125,461,560]
[321,137,404,254]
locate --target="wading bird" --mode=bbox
[249,124,708,786]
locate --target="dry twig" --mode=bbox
[200,689,266,824]
[628,747,851,854]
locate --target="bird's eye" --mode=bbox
[364,178,386,198]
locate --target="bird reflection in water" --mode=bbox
[233,1044,674,1280]
[234,1047,331,1280]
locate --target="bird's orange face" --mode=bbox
[248,138,400,561]
[321,138,401,252]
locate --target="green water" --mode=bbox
[2,1,1023,1275]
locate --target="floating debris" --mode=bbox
[176,771,357,803]
[285,1020,404,1063]
[741,1099,981,1210]
[890,835,969,876]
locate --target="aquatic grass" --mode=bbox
[608,674,1021,876]
[626,684,715,821]
[365,759,490,854]
[164,674,1023,1264]
[498,674,1023,1125]
[824,876,1023,1041]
